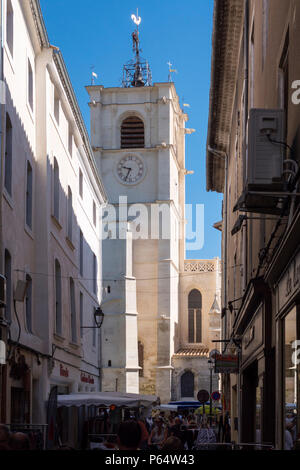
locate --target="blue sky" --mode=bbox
[40,0,223,260]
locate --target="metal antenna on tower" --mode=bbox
[122,10,152,88]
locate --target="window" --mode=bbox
[138,341,144,377]
[93,201,96,227]
[55,259,62,335]
[4,113,12,196]
[54,88,60,124]
[93,254,97,295]
[92,308,96,347]
[68,127,72,156]
[6,0,13,57]
[25,274,32,333]
[28,59,33,111]
[67,186,72,241]
[4,249,12,322]
[79,229,83,276]
[121,116,144,148]
[70,277,77,343]
[188,289,202,343]
[80,292,83,338]
[53,158,60,220]
[181,371,194,398]
[79,169,83,198]
[26,161,33,229]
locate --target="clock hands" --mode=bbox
[122,166,132,181]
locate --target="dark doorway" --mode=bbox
[181,371,194,398]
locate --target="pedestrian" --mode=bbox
[117,421,142,451]
[148,417,168,450]
[195,418,217,450]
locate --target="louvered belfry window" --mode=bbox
[121,116,144,148]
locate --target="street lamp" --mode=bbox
[81,306,104,329]
[208,359,214,426]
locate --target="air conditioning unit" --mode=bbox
[248,109,285,186]
[0,274,6,308]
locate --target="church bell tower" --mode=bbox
[86,12,188,402]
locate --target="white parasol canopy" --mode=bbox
[56,391,158,408]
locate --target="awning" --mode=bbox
[56,391,159,408]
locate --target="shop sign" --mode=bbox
[80,373,95,384]
[278,250,300,312]
[214,354,239,374]
[60,364,69,377]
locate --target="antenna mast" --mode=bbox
[122,10,152,88]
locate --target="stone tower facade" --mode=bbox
[86,83,188,402]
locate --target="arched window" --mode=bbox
[181,371,194,398]
[55,259,62,335]
[121,116,144,148]
[188,289,202,343]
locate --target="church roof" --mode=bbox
[173,348,209,357]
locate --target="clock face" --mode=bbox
[116,155,145,185]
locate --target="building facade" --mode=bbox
[0,0,106,432]
[207,0,300,449]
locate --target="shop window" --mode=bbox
[4,113,13,196]
[55,259,62,335]
[284,307,300,450]
[188,289,202,343]
[121,116,144,148]
[181,371,194,398]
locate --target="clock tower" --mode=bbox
[86,15,188,402]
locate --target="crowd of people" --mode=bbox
[0,410,231,451]
[96,411,227,451]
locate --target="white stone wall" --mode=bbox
[1,0,106,425]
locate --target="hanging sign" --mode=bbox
[214,354,239,373]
